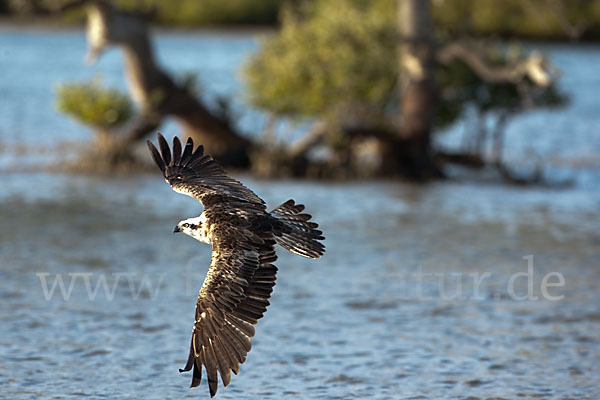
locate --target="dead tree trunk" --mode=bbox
[384,0,441,179]
[81,0,250,166]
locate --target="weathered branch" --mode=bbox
[437,41,556,86]
[544,0,587,40]
[522,0,586,41]
[522,0,580,40]
[79,111,161,168]
[287,121,400,159]
[289,121,327,158]
[55,0,251,166]
[116,112,162,147]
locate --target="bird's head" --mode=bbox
[173,215,210,244]
[174,217,201,235]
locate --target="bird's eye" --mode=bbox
[183,223,189,228]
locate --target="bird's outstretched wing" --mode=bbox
[146,133,264,209]
[147,133,278,396]
[179,216,278,397]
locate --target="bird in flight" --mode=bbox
[147,133,325,397]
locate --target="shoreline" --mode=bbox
[0,16,275,35]
[1,17,599,43]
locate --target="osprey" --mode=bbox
[147,133,325,397]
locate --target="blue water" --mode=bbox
[0,27,268,148]
[0,28,599,399]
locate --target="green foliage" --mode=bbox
[56,79,133,128]
[10,0,284,26]
[244,0,568,133]
[434,0,600,40]
[113,0,283,26]
[152,0,282,26]
[7,0,600,37]
[243,0,397,124]
[435,43,568,129]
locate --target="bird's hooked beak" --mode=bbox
[174,225,182,233]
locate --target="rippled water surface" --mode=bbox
[1,29,600,399]
[1,173,599,399]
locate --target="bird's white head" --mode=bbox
[173,214,210,244]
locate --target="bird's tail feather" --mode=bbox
[271,200,325,259]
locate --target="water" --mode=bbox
[1,28,600,399]
[0,27,264,148]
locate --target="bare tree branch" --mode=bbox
[289,121,327,158]
[545,0,587,40]
[521,0,586,41]
[437,41,557,87]
[117,112,162,147]
[51,0,250,165]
